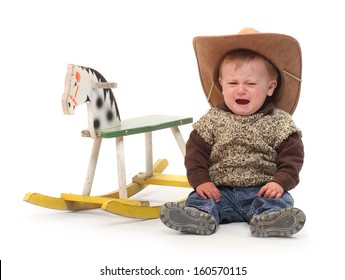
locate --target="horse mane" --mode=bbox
[80,65,121,120]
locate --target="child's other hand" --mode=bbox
[258,182,284,198]
[196,182,221,202]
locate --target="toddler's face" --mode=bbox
[219,58,277,115]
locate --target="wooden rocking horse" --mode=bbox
[24,64,192,218]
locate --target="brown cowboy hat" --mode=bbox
[193,28,302,114]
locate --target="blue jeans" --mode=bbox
[185,185,294,231]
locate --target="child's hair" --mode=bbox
[218,49,279,81]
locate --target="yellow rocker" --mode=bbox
[24,64,192,219]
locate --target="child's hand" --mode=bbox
[258,182,284,198]
[196,182,221,202]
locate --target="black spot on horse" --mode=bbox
[96,97,103,108]
[94,119,100,130]
[107,110,114,121]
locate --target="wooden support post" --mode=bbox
[171,126,186,156]
[82,138,102,196]
[116,136,127,199]
[145,132,153,177]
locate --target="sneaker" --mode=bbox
[250,207,306,237]
[160,202,216,235]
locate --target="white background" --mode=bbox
[1,0,343,279]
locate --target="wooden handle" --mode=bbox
[93,82,117,89]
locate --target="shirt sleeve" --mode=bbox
[271,132,304,191]
[184,130,213,189]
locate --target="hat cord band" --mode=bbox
[207,81,215,101]
[283,70,302,82]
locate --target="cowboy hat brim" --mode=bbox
[193,29,302,114]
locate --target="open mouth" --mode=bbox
[236,99,250,105]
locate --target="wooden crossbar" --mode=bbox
[133,173,191,188]
[61,193,150,206]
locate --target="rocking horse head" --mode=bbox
[62,64,121,138]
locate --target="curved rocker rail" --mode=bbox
[102,198,186,219]
[23,159,190,219]
[23,180,149,212]
[24,192,100,211]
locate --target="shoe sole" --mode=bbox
[160,202,216,235]
[250,207,306,237]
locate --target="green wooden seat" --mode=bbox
[81,115,193,138]
[80,114,193,200]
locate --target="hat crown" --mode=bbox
[239,27,259,34]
